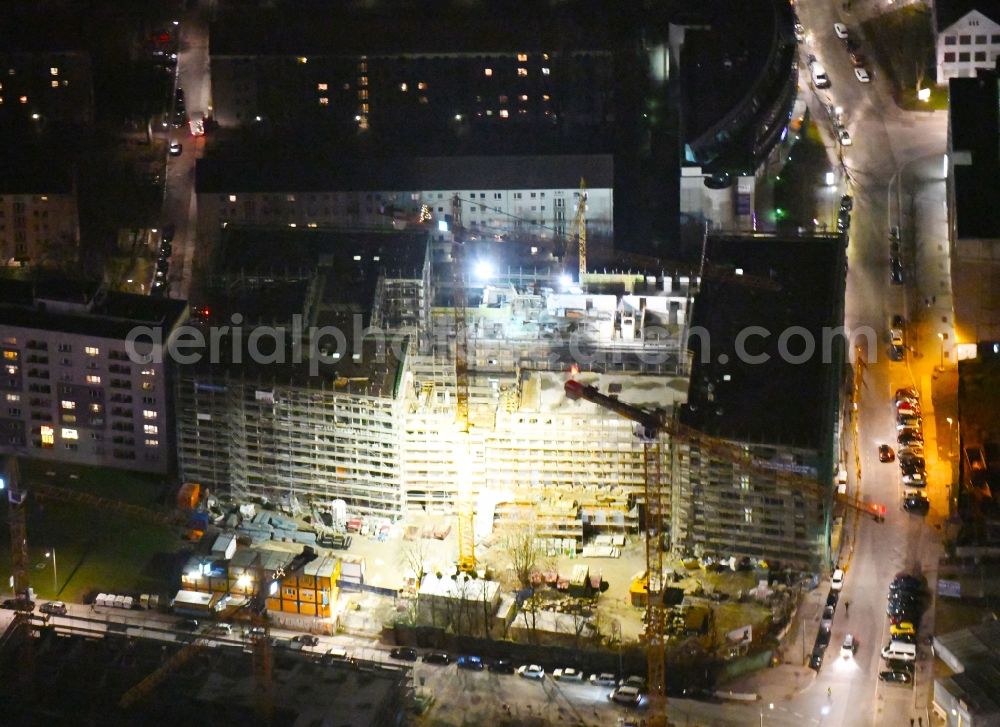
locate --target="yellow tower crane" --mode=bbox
[564,378,860,726]
[574,178,588,286]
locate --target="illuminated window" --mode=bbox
[144,424,158,435]
[90,403,101,413]
[400,82,408,91]
[520,94,528,101]
[61,400,75,410]
[140,368,156,377]
[543,94,551,101]
[143,409,157,420]
[318,96,329,105]
[484,68,492,77]
[4,365,16,375]
[417,81,426,90]
[145,438,159,447]
[359,89,368,100]
[50,67,59,76]
[500,109,509,119]
[517,53,528,62]
[542,67,550,75]
[3,350,16,360]
[51,80,59,88]
[361,103,369,113]
[61,428,78,440]
[229,194,237,202]
[19,95,27,103]
[359,75,368,86]
[517,68,528,77]
[85,375,101,384]
[41,425,54,447]
[317,83,328,91]
[286,194,295,202]
[84,346,99,356]
[543,53,550,61]
[6,393,19,402]
[141,381,154,391]
[297,56,308,64]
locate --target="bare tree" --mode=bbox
[496,509,543,589]
[399,537,431,592]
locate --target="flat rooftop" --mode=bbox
[679,234,846,450]
[209,3,614,57]
[196,154,614,194]
[949,66,1000,240]
[0,277,188,341]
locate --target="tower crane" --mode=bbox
[574,178,588,286]
[564,377,863,726]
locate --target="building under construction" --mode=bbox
[175,226,693,544]
[175,226,847,567]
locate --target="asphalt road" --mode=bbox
[161,7,211,303]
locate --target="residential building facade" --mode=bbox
[0,279,187,473]
[935,4,1000,81]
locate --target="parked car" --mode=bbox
[40,601,67,616]
[619,675,647,690]
[900,455,925,469]
[840,194,853,211]
[902,472,926,488]
[897,430,923,446]
[890,622,916,637]
[809,648,824,671]
[826,590,839,607]
[456,655,485,671]
[209,623,233,636]
[422,651,451,665]
[176,618,199,631]
[903,493,930,514]
[489,658,515,673]
[292,634,319,647]
[609,686,643,706]
[390,647,417,661]
[900,461,925,477]
[895,387,918,402]
[821,605,835,629]
[831,568,845,590]
[590,673,618,687]
[169,141,182,156]
[834,22,849,39]
[517,664,545,680]
[247,626,266,639]
[849,51,867,67]
[553,667,584,681]
[854,67,871,83]
[878,445,895,462]
[879,670,913,684]
[897,417,922,430]
[891,258,904,284]
[891,575,924,592]
[838,128,853,146]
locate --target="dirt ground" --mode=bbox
[318,513,775,650]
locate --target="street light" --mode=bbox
[45,548,57,594]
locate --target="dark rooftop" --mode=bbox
[679,234,846,450]
[935,0,1000,31]
[949,64,1000,239]
[0,147,74,195]
[209,3,615,57]
[0,277,188,341]
[196,154,614,195]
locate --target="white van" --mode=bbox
[881,640,916,661]
[810,62,831,88]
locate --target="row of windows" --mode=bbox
[942,51,998,63]
[943,34,1000,45]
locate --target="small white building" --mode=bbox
[211,532,238,560]
[416,575,501,635]
[935,3,1000,82]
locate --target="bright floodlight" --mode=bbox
[437,220,449,232]
[560,273,572,288]
[825,171,836,186]
[918,87,931,102]
[475,260,494,280]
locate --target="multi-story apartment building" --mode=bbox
[208,5,615,134]
[935,1,1000,82]
[0,278,187,473]
[948,59,1000,349]
[673,234,848,568]
[0,153,79,267]
[194,154,614,258]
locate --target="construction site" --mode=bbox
[1,216,849,723]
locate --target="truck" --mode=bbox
[188,111,205,136]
